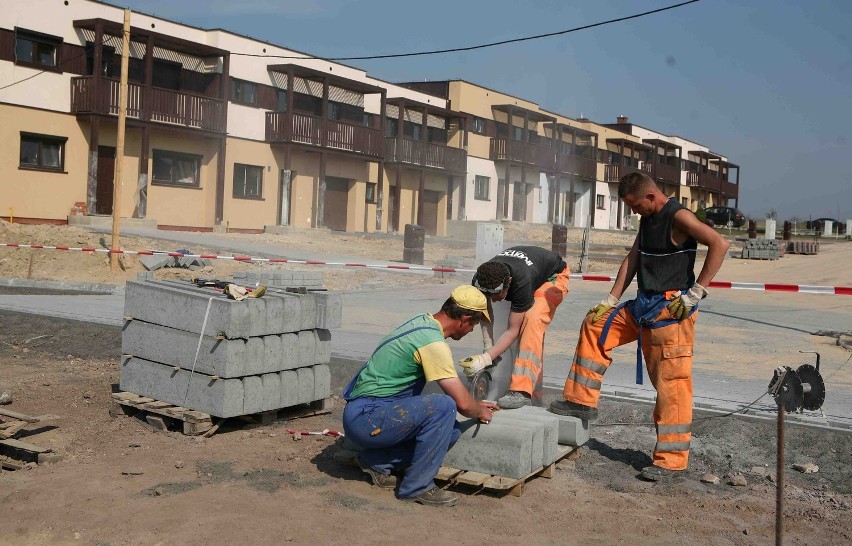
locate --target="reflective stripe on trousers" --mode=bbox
[508,266,570,402]
[562,301,697,470]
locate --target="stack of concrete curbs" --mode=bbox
[741,238,781,260]
[232,270,323,289]
[442,406,589,479]
[785,240,820,255]
[119,278,342,418]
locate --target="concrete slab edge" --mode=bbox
[0,277,123,294]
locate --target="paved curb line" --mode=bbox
[0,277,124,294]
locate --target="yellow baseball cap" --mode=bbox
[450,285,491,322]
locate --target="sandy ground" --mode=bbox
[1,220,851,545]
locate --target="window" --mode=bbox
[328,102,340,120]
[596,194,606,210]
[19,132,66,171]
[152,150,201,187]
[233,163,263,199]
[474,175,490,200]
[15,29,60,69]
[153,59,181,90]
[472,117,486,134]
[681,197,689,207]
[512,126,525,141]
[365,182,377,204]
[403,121,421,140]
[386,118,399,137]
[277,90,288,111]
[231,79,257,106]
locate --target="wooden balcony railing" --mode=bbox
[604,163,654,182]
[719,180,738,198]
[70,76,226,132]
[685,171,722,192]
[384,137,467,172]
[556,153,597,179]
[489,138,556,171]
[266,112,383,158]
[647,162,681,184]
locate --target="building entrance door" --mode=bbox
[420,190,441,236]
[95,146,116,215]
[323,176,349,231]
[512,182,525,221]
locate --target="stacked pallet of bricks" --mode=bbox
[232,269,323,289]
[785,240,820,255]
[119,278,341,418]
[741,238,781,260]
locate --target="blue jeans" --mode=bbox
[343,392,461,499]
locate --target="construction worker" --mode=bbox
[462,246,570,409]
[342,285,499,507]
[550,172,730,481]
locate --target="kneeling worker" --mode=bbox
[463,246,570,409]
[342,285,499,507]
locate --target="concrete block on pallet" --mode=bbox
[496,407,560,465]
[262,335,282,374]
[314,292,342,329]
[262,373,282,412]
[491,413,545,470]
[297,330,316,366]
[125,281,260,339]
[119,357,244,418]
[245,337,266,376]
[313,364,331,401]
[515,406,589,447]
[279,370,299,407]
[280,333,299,370]
[315,329,331,364]
[262,291,304,333]
[242,375,265,415]
[297,367,315,405]
[121,319,247,378]
[444,418,533,479]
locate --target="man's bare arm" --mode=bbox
[485,310,524,361]
[608,236,640,299]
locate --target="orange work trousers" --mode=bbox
[561,301,697,470]
[508,266,570,403]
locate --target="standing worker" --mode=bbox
[549,173,730,481]
[461,246,570,409]
[342,285,499,507]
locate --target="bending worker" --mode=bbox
[550,173,730,482]
[462,246,570,409]
[342,285,499,507]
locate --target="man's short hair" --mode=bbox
[618,172,658,199]
[440,297,485,323]
[473,261,510,292]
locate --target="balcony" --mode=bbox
[266,111,384,158]
[556,153,597,179]
[720,179,738,198]
[489,138,556,171]
[604,163,654,182]
[686,171,721,192]
[70,76,226,133]
[385,137,467,173]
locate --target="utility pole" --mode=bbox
[110,9,131,271]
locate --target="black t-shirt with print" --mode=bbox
[484,246,566,313]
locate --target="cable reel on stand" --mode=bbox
[767,351,827,546]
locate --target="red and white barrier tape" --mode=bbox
[1,242,850,295]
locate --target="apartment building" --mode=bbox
[0,0,465,235]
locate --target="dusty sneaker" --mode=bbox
[355,454,397,490]
[549,399,598,420]
[496,390,531,409]
[405,486,458,507]
[640,465,684,482]
[0,391,11,405]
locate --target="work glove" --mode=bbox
[588,294,620,323]
[459,352,492,378]
[666,283,707,320]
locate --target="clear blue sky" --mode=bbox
[120,0,852,222]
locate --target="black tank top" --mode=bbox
[637,199,697,293]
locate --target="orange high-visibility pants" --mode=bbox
[561,302,697,470]
[508,266,570,403]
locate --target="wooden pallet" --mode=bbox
[435,445,581,497]
[110,392,334,436]
[0,408,62,468]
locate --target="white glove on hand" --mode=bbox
[459,352,492,378]
[667,283,707,320]
[588,293,620,323]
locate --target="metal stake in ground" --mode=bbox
[767,353,826,546]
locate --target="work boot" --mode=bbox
[640,465,684,482]
[549,399,598,420]
[404,486,458,507]
[355,454,397,490]
[0,391,11,405]
[496,390,531,409]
